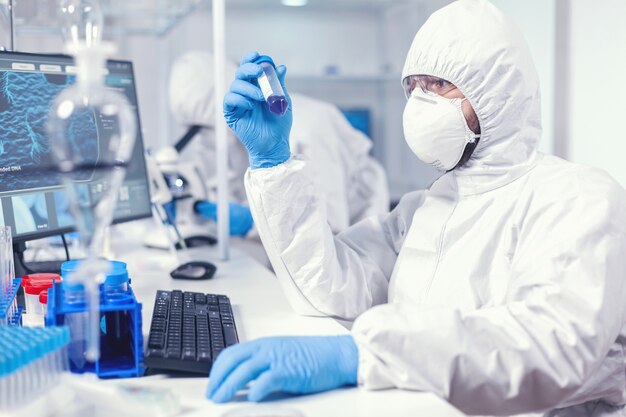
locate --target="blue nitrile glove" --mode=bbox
[206,335,358,403]
[223,51,292,169]
[194,200,254,237]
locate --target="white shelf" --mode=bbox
[288,73,399,82]
[13,0,209,37]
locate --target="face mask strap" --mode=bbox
[454,98,481,145]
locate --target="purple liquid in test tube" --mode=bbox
[267,95,288,116]
[255,55,289,116]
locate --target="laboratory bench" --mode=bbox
[17,236,467,417]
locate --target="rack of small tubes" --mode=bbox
[0,278,22,327]
[0,326,70,411]
[0,225,19,327]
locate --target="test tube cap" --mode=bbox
[254,55,276,68]
[105,260,129,285]
[60,260,81,277]
[23,273,62,286]
[39,289,48,305]
[24,283,47,295]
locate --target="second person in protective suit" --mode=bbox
[168,51,390,243]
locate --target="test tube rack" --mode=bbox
[0,278,23,327]
[46,280,144,379]
[0,326,70,412]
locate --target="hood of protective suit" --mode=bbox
[169,51,238,127]
[402,0,542,195]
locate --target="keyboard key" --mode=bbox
[198,350,211,362]
[166,348,181,358]
[223,324,238,346]
[148,348,164,358]
[148,334,165,349]
[182,348,196,361]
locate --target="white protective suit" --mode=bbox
[169,52,389,233]
[242,1,626,416]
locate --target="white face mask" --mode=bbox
[402,89,480,171]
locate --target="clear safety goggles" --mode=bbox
[402,74,458,100]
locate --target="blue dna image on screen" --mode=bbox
[0,72,99,193]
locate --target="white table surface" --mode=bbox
[87,239,466,417]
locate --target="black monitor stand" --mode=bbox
[13,240,68,277]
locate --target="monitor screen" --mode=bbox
[339,108,372,139]
[0,51,152,242]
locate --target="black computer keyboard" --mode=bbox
[145,289,239,374]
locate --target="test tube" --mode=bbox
[0,230,6,322]
[39,290,48,317]
[103,260,129,295]
[0,227,15,323]
[62,280,89,370]
[254,55,289,116]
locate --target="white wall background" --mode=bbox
[491,0,555,155]
[119,3,437,200]
[10,0,564,200]
[568,0,626,187]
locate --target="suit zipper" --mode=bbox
[423,198,459,299]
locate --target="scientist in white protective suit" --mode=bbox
[168,51,390,241]
[204,1,626,416]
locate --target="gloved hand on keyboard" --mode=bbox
[223,51,292,169]
[206,335,358,403]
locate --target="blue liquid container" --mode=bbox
[254,55,288,116]
[51,260,144,378]
[60,260,129,370]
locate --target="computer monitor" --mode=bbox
[339,108,372,139]
[0,51,152,270]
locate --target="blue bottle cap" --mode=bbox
[110,260,127,270]
[62,259,128,284]
[105,261,129,286]
[60,260,81,277]
[254,55,276,68]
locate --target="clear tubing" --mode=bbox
[47,41,135,364]
[63,278,89,370]
[66,318,82,367]
[85,276,100,362]
[257,62,288,116]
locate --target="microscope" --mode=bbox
[143,126,217,250]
